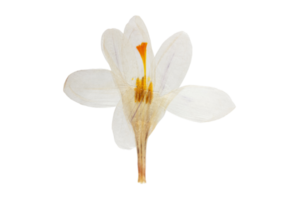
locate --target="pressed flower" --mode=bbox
[64,16,235,183]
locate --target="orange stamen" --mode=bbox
[134,42,153,104]
[136,42,148,79]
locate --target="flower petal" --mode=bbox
[101,29,123,73]
[124,16,155,79]
[167,86,235,122]
[154,32,192,96]
[64,69,120,107]
[112,101,136,149]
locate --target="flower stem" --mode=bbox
[136,131,148,183]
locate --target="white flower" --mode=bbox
[64,16,235,183]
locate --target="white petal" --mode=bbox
[112,101,136,149]
[167,86,235,122]
[64,69,120,107]
[154,32,192,96]
[124,16,155,79]
[101,29,123,73]
[124,16,152,47]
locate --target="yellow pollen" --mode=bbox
[146,82,153,104]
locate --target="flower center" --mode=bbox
[135,42,153,104]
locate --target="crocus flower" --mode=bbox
[64,16,235,183]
